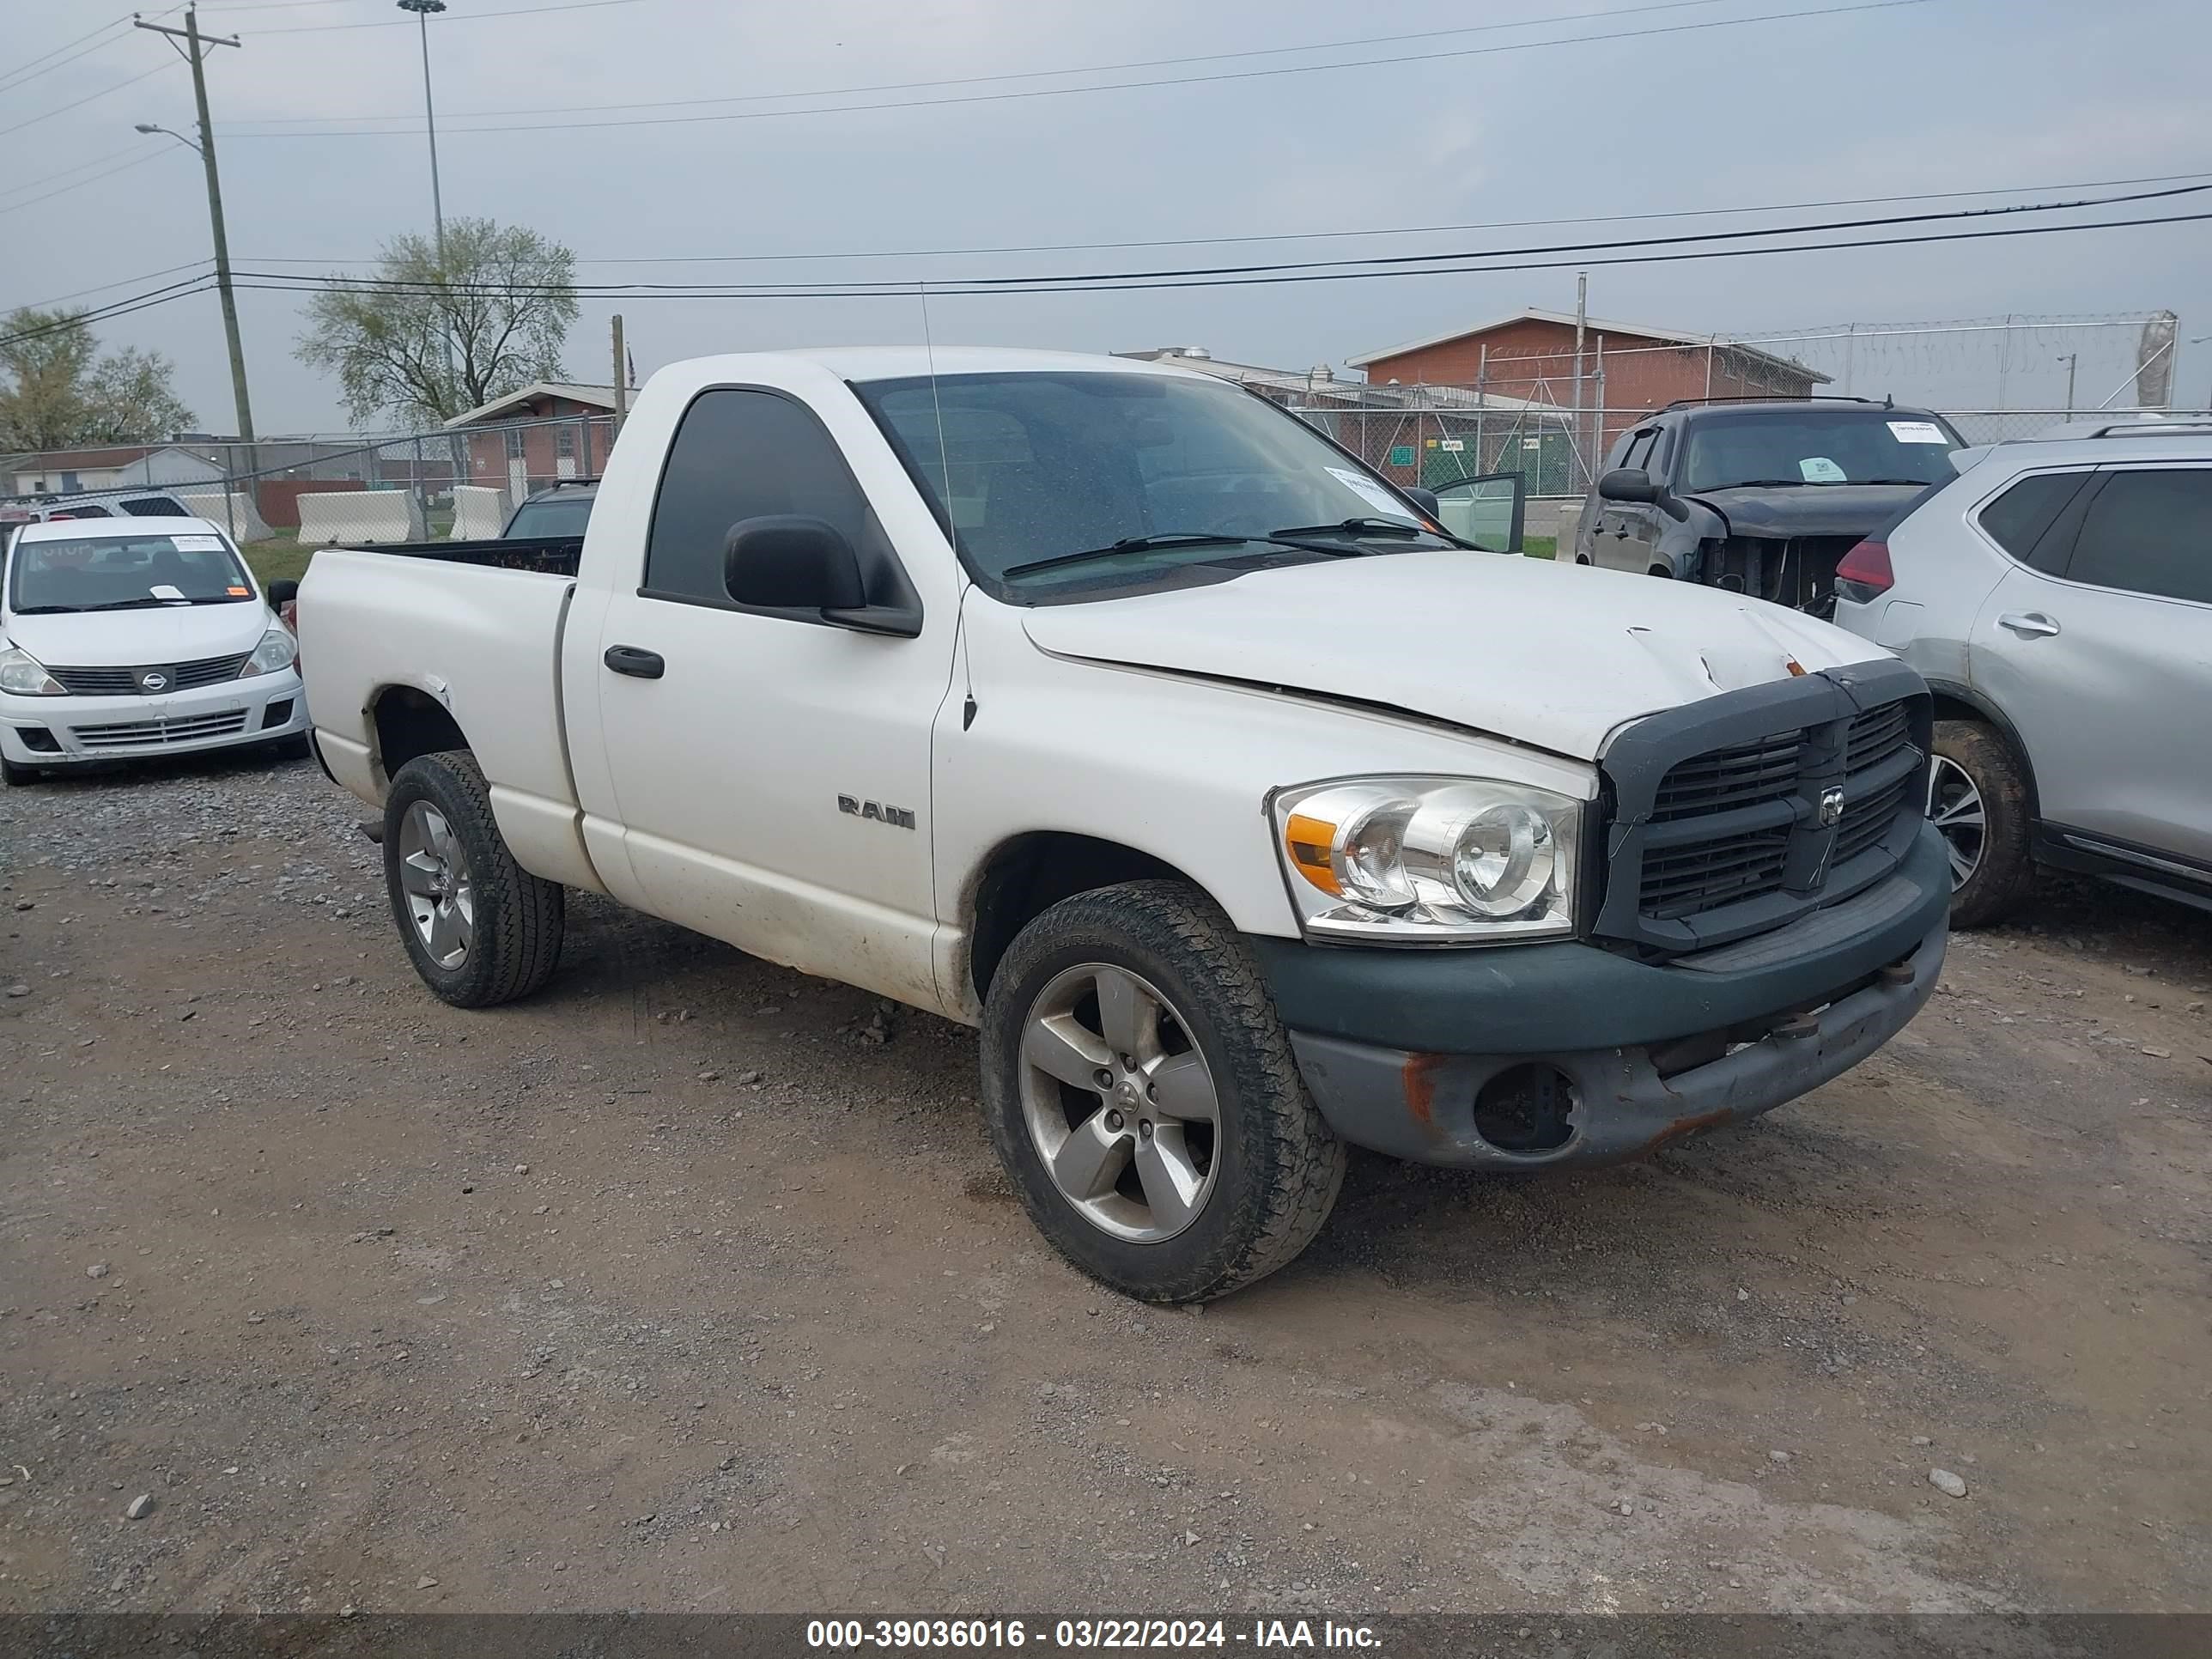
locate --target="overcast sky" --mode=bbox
[7,0,2209,434]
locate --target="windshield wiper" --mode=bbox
[1269,516,1429,540]
[8,604,78,615]
[81,597,179,611]
[1004,532,1326,580]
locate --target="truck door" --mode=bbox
[1592,425,1664,573]
[1970,463,2212,867]
[588,385,960,1010]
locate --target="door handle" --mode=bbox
[603,644,665,678]
[1996,612,2061,639]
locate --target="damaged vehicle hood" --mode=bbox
[1682,483,1932,538]
[1018,550,1889,762]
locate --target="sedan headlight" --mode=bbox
[1272,776,1583,944]
[0,646,64,696]
[239,626,299,678]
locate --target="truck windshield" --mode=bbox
[854,371,1451,590]
[504,493,594,538]
[8,532,255,614]
[1679,410,1964,492]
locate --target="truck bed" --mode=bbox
[324,536,583,576]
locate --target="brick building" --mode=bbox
[1347,308,1826,470]
[445,382,623,502]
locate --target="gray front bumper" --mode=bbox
[1262,823,1952,1170]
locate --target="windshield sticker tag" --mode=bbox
[173,533,225,550]
[227,585,251,596]
[1799,456,1848,483]
[1887,420,1948,444]
[1326,466,1417,521]
[149,584,187,601]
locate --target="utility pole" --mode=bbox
[1571,271,1589,491]
[2057,352,2078,414]
[135,6,252,446]
[611,314,628,428]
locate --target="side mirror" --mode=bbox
[265,579,299,607]
[724,515,866,611]
[1597,467,1657,504]
[1403,486,1440,519]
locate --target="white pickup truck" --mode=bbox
[298,347,1948,1303]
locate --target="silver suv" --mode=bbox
[1830,422,2212,925]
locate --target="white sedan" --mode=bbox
[0,515,307,784]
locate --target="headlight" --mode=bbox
[0,646,64,696]
[239,626,298,678]
[1273,775,1583,944]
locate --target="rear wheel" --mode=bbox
[1929,719,2033,928]
[980,880,1345,1304]
[382,750,564,1006]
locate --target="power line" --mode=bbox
[0,15,131,95]
[0,148,179,218]
[0,140,161,203]
[215,0,1936,138]
[0,276,219,345]
[221,0,1747,129]
[228,183,2209,298]
[0,59,178,140]
[3,259,215,314]
[230,167,2212,272]
[246,0,644,32]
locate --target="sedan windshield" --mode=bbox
[854,371,1452,592]
[1679,410,1964,492]
[8,532,255,614]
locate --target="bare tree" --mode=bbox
[295,217,580,425]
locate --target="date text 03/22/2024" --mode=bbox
[805,1619,1382,1650]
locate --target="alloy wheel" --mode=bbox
[1927,754,1986,890]
[398,800,475,969]
[1017,963,1220,1243]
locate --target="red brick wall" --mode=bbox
[459,397,617,495]
[1362,319,1818,465]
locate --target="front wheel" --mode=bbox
[1929,719,2033,928]
[980,880,1345,1303]
[382,750,565,1006]
[1,758,40,787]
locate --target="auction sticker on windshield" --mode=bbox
[1800,456,1848,483]
[174,534,228,550]
[1887,420,1950,444]
[1326,467,1416,520]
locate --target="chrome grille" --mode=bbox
[72,710,250,749]
[48,653,248,696]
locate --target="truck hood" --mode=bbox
[1018,550,1887,762]
[3,601,270,666]
[1682,483,1929,538]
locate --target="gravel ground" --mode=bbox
[2,754,2207,1616]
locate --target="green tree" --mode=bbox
[0,307,196,451]
[295,217,580,425]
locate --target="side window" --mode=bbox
[643,388,881,606]
[1977,470,2092,571]
[1619,428,1658,474]
[2064,469,2212,604]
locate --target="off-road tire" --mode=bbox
[382,750,564,1006]
[1933,719,2034,929]
[981,880,1346,1303]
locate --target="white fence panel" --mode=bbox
[296,490,425,545]
[176,489,273,544]
[447,484,512,540]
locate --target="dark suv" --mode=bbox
[1571,397,1965,615]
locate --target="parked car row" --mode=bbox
[1567,402,2211,924]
